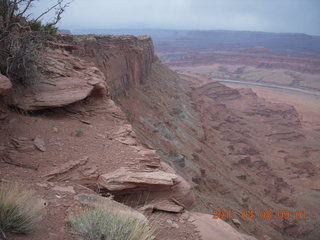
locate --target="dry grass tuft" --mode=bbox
[0,182,43,236]
[70,207,153,240]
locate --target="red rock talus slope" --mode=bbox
[73,35,154,98]
[117,66,320,240]
[71,35,319,239]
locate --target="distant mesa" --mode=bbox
[240,46,273,54]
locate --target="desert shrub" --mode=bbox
[75,129,84,137]
[0,0,71,86]
[0,182,43,236]
[70,208,153,240]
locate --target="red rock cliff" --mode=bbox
[73,35,155,98]
[68,35,320,240]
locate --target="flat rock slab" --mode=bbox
[8,76,106,111]
[52,185,76,194]
[5,48,107,111]
[98,167,178,191]
[98,163,195,213]
[140,200,184,213]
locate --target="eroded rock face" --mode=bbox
[8,76,106,111]
[6,48,107,111]
[113,62,319,239]
[0,137,44,170]
[0,74,12,97]
[73,35,155,98]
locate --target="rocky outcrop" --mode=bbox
[6,48,107,111]
[110,58,318,239]
[98,164,195,212]
[0,137,43,170]
[0,74,12,97]
[73,35,155,98]
[96,123,195,212]
[98,167,178,192]
[4,35,153,110]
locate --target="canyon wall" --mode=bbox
[73,35,155,98]
[66,35,319,240]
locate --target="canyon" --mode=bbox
[0,32,319,240]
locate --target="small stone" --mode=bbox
[232,218,241,228]
[181,212,190,220]
[139,204,154,215]
[166,219,179,228]
[9,118,18,124]
[52,185,76,194]
[53,127,58,133]
[80,119,91,125]
[36,183,48,188]
[166,219,174,225]
[34,136,46,152]
[263,235,272,240]
[48,182,55,187]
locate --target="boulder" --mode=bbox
[0,137,41,170]
[7,48,107,111]
[8,76,106,111]
[98,167,178,192]
[161,162,195,209]
[98,162,195,212]
[0,74,12,97]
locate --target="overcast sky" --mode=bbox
[31,0,320,35]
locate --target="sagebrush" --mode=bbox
[0,182,43,236]
[70,208,153,240]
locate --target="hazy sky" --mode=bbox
[31,0,320,35]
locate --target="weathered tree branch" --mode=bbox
[0,0,72,85]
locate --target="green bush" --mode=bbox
[0,182,43,235]
[75,129,84,137]
[70,208,153,240]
